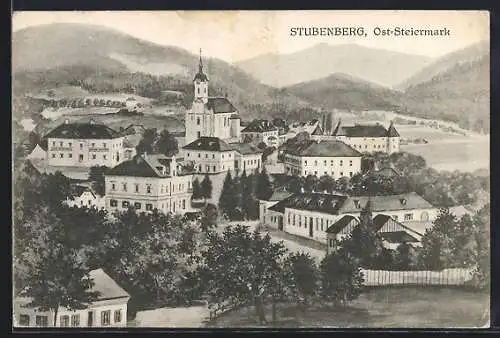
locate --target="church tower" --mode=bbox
[193,49,209,104]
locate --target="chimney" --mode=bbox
[64,119,69,125]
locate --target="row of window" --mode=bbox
[18,310,122,327]
[51,141,122,149]
[186,152,232,159]
[110,182,189,194]
[109,199,186,211]
[287,213,331,232]
[304,159,353,166]
[51,153,112,160]
[303,171,354,178]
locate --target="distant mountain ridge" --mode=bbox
[235,43,434,88]
[396,40,489,91]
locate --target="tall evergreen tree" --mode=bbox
[200,174,212,205]
[191,177,202,200]
[219,171,237,218]
[256,167,273,200]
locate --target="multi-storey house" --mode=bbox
[104,153,194,215]
[45,119,126,167]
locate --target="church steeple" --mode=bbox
[193,48,209,103]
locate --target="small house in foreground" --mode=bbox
[13,268,130,328]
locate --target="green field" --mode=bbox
[207,287,489,328]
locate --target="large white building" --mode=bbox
[184,51,241,144]
[104,153,194,215]
[181,137,263,174]
[284,139,362,178]
[261,191,438,244]
[311,119,400,154]
[14,268,130,328]
[45,119,126,168]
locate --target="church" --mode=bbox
[184,51,241,145]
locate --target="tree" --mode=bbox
[471,204,490,289]
[418,208,458,270]
[256,167,273,200]
[240,170,256,220]
[88,166,110,196]
[200,225,288,324]
[155,129,179,156]
[135,128,157,154]
[192,177,202,200]
[393,243,412,270]
[319,246,364,307]
[200,174,212,205]
[283,253,318,307]
[219,171,237,218]
[16,207,100,326]
[200,204,218,232]
[342,201,383,268]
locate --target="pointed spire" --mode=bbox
[387,120,400,137]
[199,48,203,73]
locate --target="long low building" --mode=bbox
[260,191,438,244]
[14,268,130,328]
[283,139,362,179]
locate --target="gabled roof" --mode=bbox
[268,186,294,202]
[107,154,178,178]
[68,185,97,199]
[338,124,389,138]
[88,268,130,300]
[286,140,361,157]
[380,231,420,243]
[206,97,237,114]
[311,125,324,136]
[369,167,401,178]
[241,120,278,133]
[326,215,358,234]
[387,121,400,137]
[268,193,348,215]
[183,137,233,152]
[339,192,434,214]
[231,142,264,155]
[45,122,121,139]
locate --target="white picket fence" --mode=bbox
[361,268,474,286]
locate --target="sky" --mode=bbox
[12,11,489,63]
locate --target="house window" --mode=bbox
[304,160,307,165]
[69,142,72,147]
[340,172,343,176]
[103,143,107,148]
[324,160,327,166]
[340,160,343,166]
[213,166,216,172]
[91,143,95,148]
[134,202,142,209]
[212,154,215,159]
[101,310,111,326]
[404,213,413,221]
[222,154,224,159]
[182,199,186,209]
[60,315,70,327]
[146,185,151,193]
[71,314,80,327]
[69,153,73,158]
[92,154,96,160]
[19,314,30,326]
[298,215,302,227]
[187,153,190,157]
[103,155,107,160]
[122,183,127,191]
[321,218,324,231]
[146,203,153,211]
[205,154,208,158]
[36,315,48,327]
[112,183,116,191]
[60,141,63,147]
[197,118,200,125]
[314,160,318,166]
[316,218,319,230]
[198,153,201,158]
[122,201,129,208]
[52,141,56,147]
[293,214,296,226]
[349,160,353,166]
[60,153,64,158]
[52,153,56,158]
[110,199,118,207]
[349,172,353,177]
[114,310,122,323]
